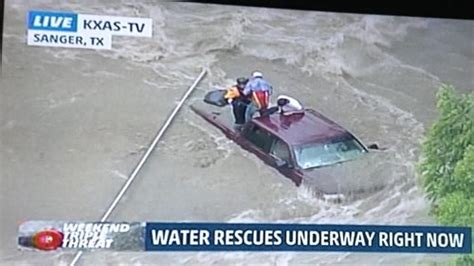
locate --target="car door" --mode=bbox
[271,138,304,185]
[240,122,276,163]
[269,137,297,174]
[269,138,292,165]
[240,122,303,185]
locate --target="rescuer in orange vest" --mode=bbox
[224,77,250,130]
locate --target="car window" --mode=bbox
[243,124,274,153]
[293,136,366,169]
[270,138,291,163]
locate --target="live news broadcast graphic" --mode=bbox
[1,0,473,265]
[17,221,472,254]
[26,10,153,49]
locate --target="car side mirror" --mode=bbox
[367,143,379,150]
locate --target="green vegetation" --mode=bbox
[418,84,474,263]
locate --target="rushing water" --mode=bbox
[1,1,473,265]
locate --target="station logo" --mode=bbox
[27,10,153,50]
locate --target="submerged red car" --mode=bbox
[190,93,386,195]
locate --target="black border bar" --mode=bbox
[0,0,4,72]
[181,1,474,20]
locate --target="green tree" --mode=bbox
[418,85,474,200]
[418,85,473,263]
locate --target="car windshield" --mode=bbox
[293,137,367,169]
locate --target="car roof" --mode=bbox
[252,109,353,146]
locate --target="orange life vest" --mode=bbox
[224,86,241,100]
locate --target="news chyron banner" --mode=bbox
[26,10,152,49]
[18,221,471,254]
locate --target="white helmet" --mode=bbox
[252,71,263,78]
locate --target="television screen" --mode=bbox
[1,1,472,265]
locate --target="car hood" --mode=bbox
[300,151,392,195]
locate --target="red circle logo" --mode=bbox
[32,229,63,250]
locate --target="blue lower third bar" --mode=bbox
[145,223,472,253]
